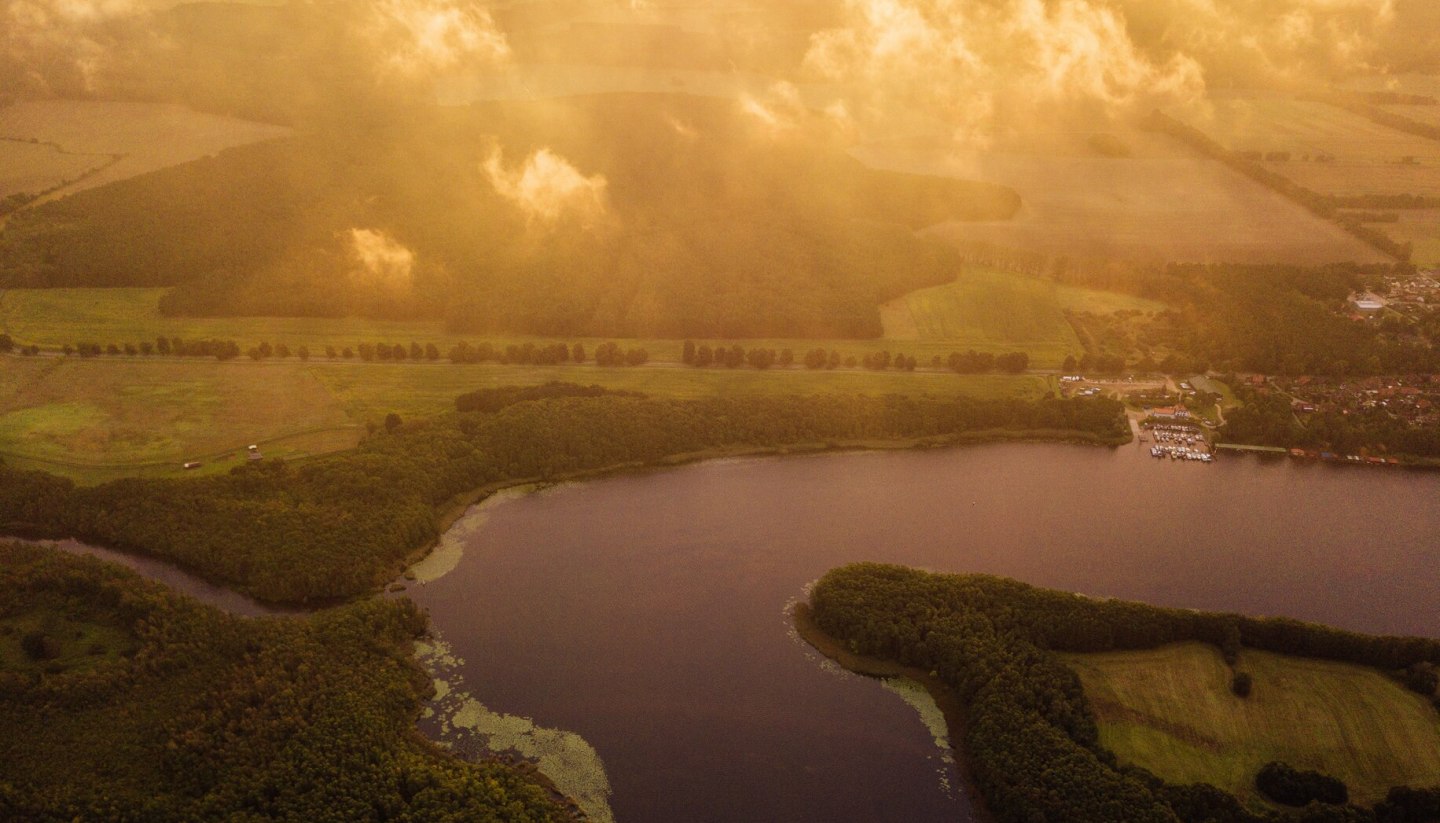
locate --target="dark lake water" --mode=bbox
[407,443,1440,823]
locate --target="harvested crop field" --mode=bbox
[1193,95,1440,197]
[1343,73,1440,129]
[853,128,1387,265]
[0,101,290,201]
[1370,209,1440,267]
[0,139,109,199]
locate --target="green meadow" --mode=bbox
[0,355,1054,483]
[1,286,1097,367]
[1064,642,1440,808]
[879,267,1162,363]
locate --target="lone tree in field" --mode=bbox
[384,412,402,433]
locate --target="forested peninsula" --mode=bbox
[0,389,1127,604]
[804,564,1440,823]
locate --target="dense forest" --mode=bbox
[807,564,1440,823]
[0,389,1127,603]
[1052,261,1439,377]
[0,543,571,822]
[0,94,1017,339]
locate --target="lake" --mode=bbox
[405,443,1440,822]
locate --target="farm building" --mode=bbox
[1349,292,1386,313]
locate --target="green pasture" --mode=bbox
[0,355,1054,483]
[1064,642,1440,808]
[879,267,1156,363]
[1,286,1091,368]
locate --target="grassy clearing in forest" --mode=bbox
[1064,642,1440,807]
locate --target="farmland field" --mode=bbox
[0,354,1054,483]
[0,101,289,202]
[1064,642,1440,808]
[853,127,1388,264]
[880,266,1163,362]
[1371,209,1440,267]
[0,357,359,482]
[1343,73,1440,129]
[0,139,109,199]
[0,287,1090,367]
[1191,95,1440,197]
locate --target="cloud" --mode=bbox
[348,228,415,290]
[800,0,1403,144]
[482,146,609,228]
[738,81,811,134]
[803,0,1206,144]
[1121,0,1398,84]
[1,0,151,95]
[365,0,510,81]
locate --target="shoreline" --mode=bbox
[7,427,1132,610]
[789,601,995,823]
[396,426,1131,587]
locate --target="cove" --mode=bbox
[407,442,1440,822]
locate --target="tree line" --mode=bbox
[808,563,1440,823]
[0,390,1128,604]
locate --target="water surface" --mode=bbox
[410,443,1440,822]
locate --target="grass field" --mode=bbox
[0,355,1054,483]
[0,357,361,481]
[0,594,137,676]
[881,268,1079,359]
[879,266,1162,363]
[1064,642,1440,807]
[0,139,108,199]
[854,125,1386,265]
[0,287,1096,367]
[1195,95,1440,197]
[0,101,290,202]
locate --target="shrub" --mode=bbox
[1231,671,1253,698]
[1256,761,1348,807]
[1404,663,1438,697]
[20,630,59,661]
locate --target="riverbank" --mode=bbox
[790,601,993,823]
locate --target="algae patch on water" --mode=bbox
[414,634,615,823]
[409,486,534,583]
[881,676,957,798]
